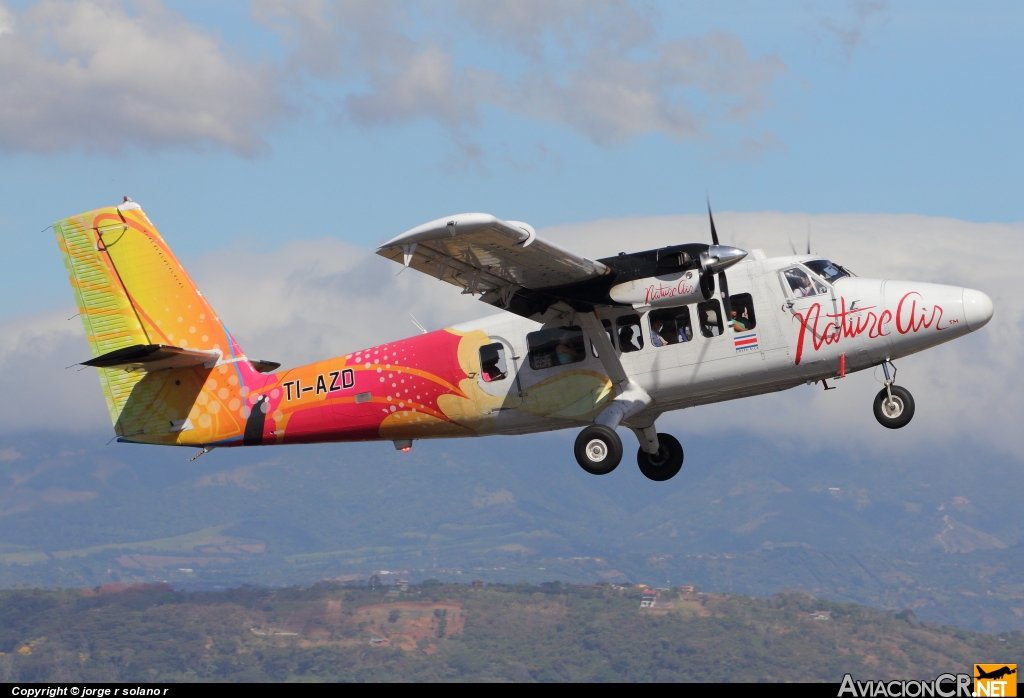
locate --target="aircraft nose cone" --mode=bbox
[962,288,993,331]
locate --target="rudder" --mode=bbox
[54,199,247,442]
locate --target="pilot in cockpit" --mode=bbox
[786,268,817,297]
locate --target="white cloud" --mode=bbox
[6,212,1016,460]
[0,4,13,36]
[190,237,494,367]
[253,0,785,146]
[0,1,785,154]
[0,0,285,154]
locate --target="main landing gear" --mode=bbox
[873,360,915,429]
[574,425,684,481]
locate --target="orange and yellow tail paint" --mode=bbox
[55,202,589,448]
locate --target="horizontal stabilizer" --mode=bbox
[81,344,219,372]
[250,359,281,373]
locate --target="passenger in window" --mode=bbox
[650,320,666,347]
[677,308,693,342]
[731,309,750,332]
[528,326,585,370]
[555,332,583,365]
[619,325,640,352]
[725,293,756,333]
[616,315,643,352]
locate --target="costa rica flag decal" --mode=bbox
[734,332,758,352]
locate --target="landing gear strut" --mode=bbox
[873,360,915,429]
[636,433,684,481]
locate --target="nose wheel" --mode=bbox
[873,385,915,429]
[873,360,915,429]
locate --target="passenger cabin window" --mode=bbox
[697,300,724,338]
[649,307,693,347]
[616,315,644,353]
[527,326,586,370]
[479,342,507,382]
[591,319,615,358]
[783,267,828,298]
[728,293,757,332]
[805,259,852,283]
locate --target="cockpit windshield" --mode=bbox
[805,259,853,283]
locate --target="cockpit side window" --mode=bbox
[805,259,852,283]
[782,267,828,298]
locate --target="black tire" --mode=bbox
[574,425,622,475]
[873,385,915,429]
[637,433,684,481]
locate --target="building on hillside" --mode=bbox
[471,580,484,588]
[678,586,695,594]
[640,589,658,608]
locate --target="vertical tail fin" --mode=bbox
[55,200,246,441]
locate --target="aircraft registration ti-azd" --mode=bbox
[54,199,993,480]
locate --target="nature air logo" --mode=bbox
[975,665,1017,697]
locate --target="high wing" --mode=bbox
[377,213,609,320]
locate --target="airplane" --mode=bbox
[53,198,993,480]
[975,666,1016,681]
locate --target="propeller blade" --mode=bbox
[789,238,797,255]
[706,197,720,246]
[719,271,732,328]
[806,222,811,255]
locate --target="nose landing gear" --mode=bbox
[873,360,915,429]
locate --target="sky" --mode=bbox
[1,0,1022,454]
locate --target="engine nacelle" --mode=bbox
[609,270,705,309]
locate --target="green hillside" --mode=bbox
[0,582,1019,682]
[1,431,1023,634]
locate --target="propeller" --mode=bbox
[703,198,740,328]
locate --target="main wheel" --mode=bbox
[873,385,915,429]
[574,425,622,475]
[637,433,684,481]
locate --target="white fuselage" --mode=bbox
[450,254,991,437]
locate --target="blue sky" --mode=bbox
[1,0,1022,320]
